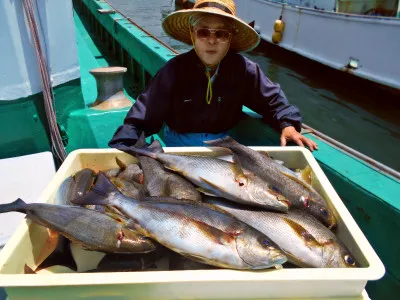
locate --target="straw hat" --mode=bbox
[162,0,260,52]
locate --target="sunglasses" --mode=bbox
[193,28,232,43]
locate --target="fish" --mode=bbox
[71,172,287,270]
[205,136,336,228]
[0,199,156,254]
[103,168,120,178]
[118,135,289,211]
[115,157,144,184]
[139,154,202,202]
[109,176,146,200]
[205,197,356,268]
[55,168,96,205]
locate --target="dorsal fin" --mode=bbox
[280,171,312,192]
[115,157,127,170]
[300,166,312,185]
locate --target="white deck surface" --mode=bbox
[0,152,55,248]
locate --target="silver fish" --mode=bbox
[109,176,146,200]
[0,199,156,254]
[72,173,287,270]
[115,157,144,184]
[55,168,96,205]
[139,154,202,202]
[119,136,289,211]
[205,197,356,268]
[205,136,336,228]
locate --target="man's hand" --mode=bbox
[280,126,318,151]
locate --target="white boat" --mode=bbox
[190,0,400,90]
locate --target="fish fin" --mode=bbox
[300,166,312,185]
[280,171,313,192]
[229,162,248,187]
[178,253,213,266]
[134,132,148,148]
[283,218,321,248]
[71,172,122,206]
[143,197,196,205]
[196,187,218,197]
[191,219,235,245]
[259,151,271,158]
[0,198,27,214]
[115,157,127,170]
[148,139,164,153]
[109,177,124,190]
[199,177,226,193]
[274,160,285,165]
[116,133,157,159]
[163,176,172,196]
[164,165,184,175]
[103,209,130,225]
[203,136,238,147]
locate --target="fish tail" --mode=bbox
[119,133,160,159]
[71,172,121,206]
[204,136,237,148]
[0,198,27,214]
[148,139,164,154]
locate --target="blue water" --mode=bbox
[107,0,400,172]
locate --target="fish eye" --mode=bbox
[320,207,328,216]
[271,186,280,193]
[344,254,355,266]
[262,240,270,246]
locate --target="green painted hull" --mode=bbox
[0,0,398,299]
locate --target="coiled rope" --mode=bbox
[23,0,67,163]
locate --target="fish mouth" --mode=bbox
[328,218,337,230]
[250,256,287,270]
[280,200,291,209]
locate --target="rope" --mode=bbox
[23,0,67,163]
[205,67,213,104]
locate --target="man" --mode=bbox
[109,0,317,151]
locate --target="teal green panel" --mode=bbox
[309,137,400,212]
[0,79,84,159]
[66,107,165,151]
[0,95,50,158]
[66,108,131,151]
[320,164,400,299]
[53,78,85,128]
[366,270,400,300]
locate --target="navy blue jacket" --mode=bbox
[109,49,302,148]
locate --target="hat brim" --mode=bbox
[162,8,260,53]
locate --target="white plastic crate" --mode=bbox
[0,147,384,299]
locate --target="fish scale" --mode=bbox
[205,197,356,268]
[0,199,156,254]
[72,173,287,270]
[134,148,289,211]
[205,136,337,228]
[121,136,289,210]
